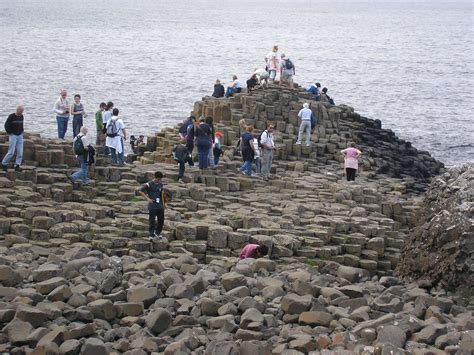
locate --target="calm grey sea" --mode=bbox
[0,0,472,166]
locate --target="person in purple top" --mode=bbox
[239,244,269,260]
[341,142,362,181]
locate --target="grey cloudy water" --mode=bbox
[0,0,472,166]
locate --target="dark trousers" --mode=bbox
[72,116,83,138]
[346,168,357,181]
[178,161,185,179]
[149,207,164,236]
[186,140,194,166]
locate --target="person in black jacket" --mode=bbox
[172,143,190,181]
[138,171,169,240]
[2,106,25,172]
[212,79,225,98]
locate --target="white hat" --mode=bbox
[303,103,309,108]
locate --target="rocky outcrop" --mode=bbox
[0,85,470,354]
[396,163,473,294]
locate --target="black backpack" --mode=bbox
[106,119,119,138]
[285,58,294,70]
[257,130,268,148]
[73,135,85,155]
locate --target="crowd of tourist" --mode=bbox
[1,44,361,254]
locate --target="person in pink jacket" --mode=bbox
[341,142,362,181]
[239,244,269,260]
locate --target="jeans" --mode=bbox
[197,142,211,169]
[269,70,277,80]
[56,116,69,139]
[110,138,125,165]
[149,207,164,236]
[297,120,312,145]
[208,146,215,169]
[71,154,89,184]
[178,161,185,179]
[346,168,357,181]
[2,134,23,167]
[254,158,261,173]
[225,87,235,98]
[261,149,273,177]
[240,159,253,176]
[72,116,83,138]
[186,140,194,166]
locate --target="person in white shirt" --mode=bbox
[296,103,312,146]
[53,89,70,139]
[260,123,276,180]
[253,136,261,174]
[225,75,242,98]
[102,101,114,155]
[265,45,280,82]
[69,126,91,185]
[105,108,127,166]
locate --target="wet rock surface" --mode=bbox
[0,86,471,354]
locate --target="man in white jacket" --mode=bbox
[105,108,127,166]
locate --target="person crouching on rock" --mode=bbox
[341,142,362,182]
[239,244,269,260]
[246,73,259,93]
[138,171,169,241]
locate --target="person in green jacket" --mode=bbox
[95,102,106,147]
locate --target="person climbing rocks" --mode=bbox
[239,243,269,260]
[321,87,335,105]
[279,53,295,89]
[178,116,196,167]
[296,103,312,147]
[172,143,190,182]
[307,82,321,101]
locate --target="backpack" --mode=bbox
[106,119,119,137]
[257,130,268,148]
[285,58,294,70]
[74,135,85,155]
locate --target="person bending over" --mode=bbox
[239,244,269,260]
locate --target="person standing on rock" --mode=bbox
[265,45,280,83]
[172,143,190,182]
[105,108,127,166]
[239,243,269,260]
[53,89,70,139]
[341,142,362,181]
[178,116,196,166]
[138,171,167,240]
[296,103,312,147]
[95,102,107,147]
[69,126,91,185]
[279,54,295,89]
[194,117,213,170]
[1,105,24,172]
[71,94,87,138]
[102,101,114,155]
[239,125,255,176]
[260,123,276,181]
[205,116,216,170]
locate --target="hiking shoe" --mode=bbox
[153,232,164,239]
[14,165,21,172]
[1,164,7,172]
[295,141,301,145]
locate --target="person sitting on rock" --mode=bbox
[212,79,225,98]
[246,73,259,93]
[225,75,242,98]
[321,87,335,105]
[341,142,362,182]
[138,171,169,241]
[307,82,321,101]
[239,243,269,260]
